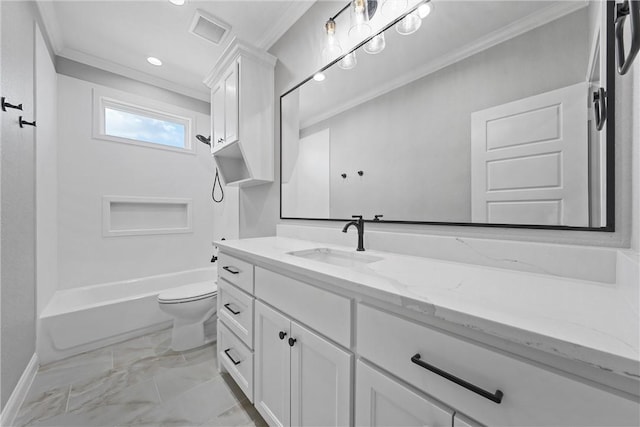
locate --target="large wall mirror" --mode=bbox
[281,0,615,230]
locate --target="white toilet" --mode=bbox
[157,281,218,351]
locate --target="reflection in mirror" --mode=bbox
[281,1,613,229]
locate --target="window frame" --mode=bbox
[93,94,195,154]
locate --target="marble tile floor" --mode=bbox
[13,328,267,427]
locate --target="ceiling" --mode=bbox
[37,0,315,101]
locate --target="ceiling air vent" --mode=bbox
[189,10,231,45]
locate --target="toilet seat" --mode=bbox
[158,281,218,304]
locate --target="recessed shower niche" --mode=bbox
[102,196,192,237]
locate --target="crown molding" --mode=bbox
[58,47,210,102]
[35,1,64,54]
[203,37,277,87]
[258,0,317,50]
[301,0,588,129]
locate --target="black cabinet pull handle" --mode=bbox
[224,348,241,365]
[223,303,240,315]
[615,0,640,75]
[1,97,23,112]
[593,88,607,131]
[411,354,503,404]
[288,337,297,347]
[222,266,240,275]
[19,117,36,128]
[279,331,287,340]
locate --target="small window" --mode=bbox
[104,107,186,148]
[95,95,193,153]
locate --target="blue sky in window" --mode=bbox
[105,108,186,148]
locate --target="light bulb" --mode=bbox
[381,0,408,19]
[339,51,357,70]
[395,11,422,35]
[349,0,371,40]
[313,72,326,82]
[364,33,386,54]
[322,18,342,61]
[417,1,432,19]
[146,57,163,66]
[168,0,185,5]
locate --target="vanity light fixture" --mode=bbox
[313,72,326,82]
[322,18,343,61]
[364,32,386,54]
[169,0,185,5]
[339,51,357,69]
[146,56,163,66]
[395,10,422,35]
[381,0,408,19]
[396,0,432,35]
[349,0,372,39]
[417,0,433,18]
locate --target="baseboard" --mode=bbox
[0,353,39,427]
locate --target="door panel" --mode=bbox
[290,321,352,427]
[224,61,239,144]
[254,301,290,427]
[212,83,224,149]
[355,361,453,427]
[471,82,589,226]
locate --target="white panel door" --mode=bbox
[223,61,239,144]
[255,301,291,427]
[290,321,352,427]
[355,361,454,427]
[471,82,588,226]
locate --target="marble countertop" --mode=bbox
[216,236,639,380]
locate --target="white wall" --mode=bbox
[35,25,58,315]
[57,75,215,289]
[0,0,37,411]
[265,1,636,248]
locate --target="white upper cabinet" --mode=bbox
[204,39,276,186]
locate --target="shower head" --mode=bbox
[196,134,211,146]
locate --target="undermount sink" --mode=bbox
[287,248,383,268]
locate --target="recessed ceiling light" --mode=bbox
[147,57,163,66]
[169,0,185,5]
[313,72,326,82]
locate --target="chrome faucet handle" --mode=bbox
[373,215,383,221]
[351,215,363,220]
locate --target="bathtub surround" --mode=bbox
[14,329,266,427]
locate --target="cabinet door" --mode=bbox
[211,82,224,147]
[223,61,239,144]
[356,361,454,427]
[255,301,291,427]
[290,321,352,427]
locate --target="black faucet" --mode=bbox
[342,215,365,251]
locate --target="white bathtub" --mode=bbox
[38,267,217,363]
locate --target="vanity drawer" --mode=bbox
[218,279,254,349]
[255,267,351,348]
[218,253,254,294]
[219,321,254,403]
[357,304,639,427]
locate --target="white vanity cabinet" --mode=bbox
[357,303,639,427]
[254,298,352,427]
[216,246,639,427]
[204,39,276,186]
[356,361,456,427]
